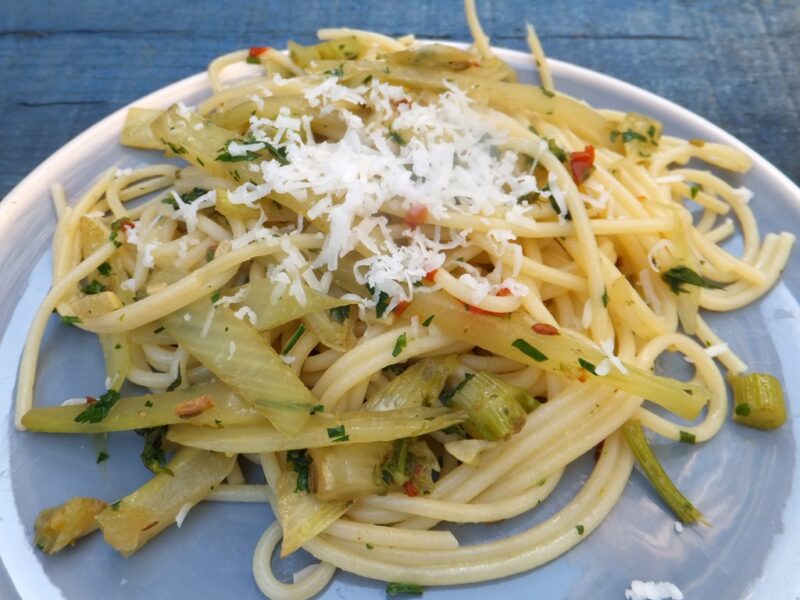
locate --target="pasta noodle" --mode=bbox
[17,1,794,598]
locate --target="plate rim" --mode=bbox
[2,43,800,599]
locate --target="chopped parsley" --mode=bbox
[511,339,548,362]
[610,129,648,144]
[576,524,585,535]
[108,217,133,247]
[601,289,609,308]
[422,314,435,327]
[386,583,425,596]
[161,139,187,155]
[215,138,289,165]
[309,404,325,415]
[111,500,121,511]
[287,449,312,493]
[324,64,345,78]
[281,323,306,355]
[144,399,154,408]
[81,280,106,295]
[661,266,725,295]
[245,56,261,65]
[679,430,696,444]
[205,247,216,263]
[74,389,120,423]
[165,371,182,392]
[689,183,702,199]
[97,262,112,277]
[211,290,221,304]
[366,543,374,550]
[162,187,209,209]
[546,138,568,163]
[548,195,571,221]
[440,373,474,406]
[388,127,406,145]
[362,75,373,84]
[60,315,82,326]
[139,426,173,475]
[329,305,351,323]
[735,403,751,417]
[578,358,597,375]
[96,451,109,464]
[326,424,349,443]
[392,333,408,358]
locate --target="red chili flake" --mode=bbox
[532,323,559,336]
[394,300,411,317]
[577,372,588,383]
[403,481,420,497]
[116,218,134,231]
[496,287,513,297]
[424,269,438,282]
[637,195,647,202]
[404,204,428,228]
[248,47,269,57]
[85,396,97,405]
[466,304,506,317]
[568,145,595,186]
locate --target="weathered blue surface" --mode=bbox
[1,0,798,197]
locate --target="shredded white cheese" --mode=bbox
[624,580,683,600]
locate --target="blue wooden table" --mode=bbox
[1,0,798,197]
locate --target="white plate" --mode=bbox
[2,46,800,599]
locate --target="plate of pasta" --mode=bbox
[1,2,800,599]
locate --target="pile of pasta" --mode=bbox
[18,1,793,598]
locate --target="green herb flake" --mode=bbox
[440,373,474,406]
[546,138,568,163]
[114,343,122,349]
[388,127,406,145]
[144,399,153,408]
[362,75,373,84]
[329,305,350,324]
[205,247,216,263]
[211,290,221,304]
[165,371,182,392]
[386,582,425,596]
[689,183,702,199]
[287,449,312,493]
[74,389,121,423]
[576,524,585,535]
[140,425,173,475]
[375,291,390,318]
[111,500,121,511]
[622,129,648,143]
[511,338,548,362]
[735,403,752,417]
[309,404,325,415]
[661,266,725,295]
[679,430,696,444]
[281,323,306,355]
[97,262,112,277]
[366,543,374,550]
[245,56,261,65]
[153,326,165,334]
[422,314,435,327]
[326,424,349,443]
[601,289,609,308]
[162,187,209,209]
[162,140,187,155]
[392,333,408,358]
[578,358,597,375]
[528,124,539,135]
[60,315,82,326]
[96,451,109,464]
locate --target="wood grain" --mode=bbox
[1,0,798,198]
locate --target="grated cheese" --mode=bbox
[624,580,683,600]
